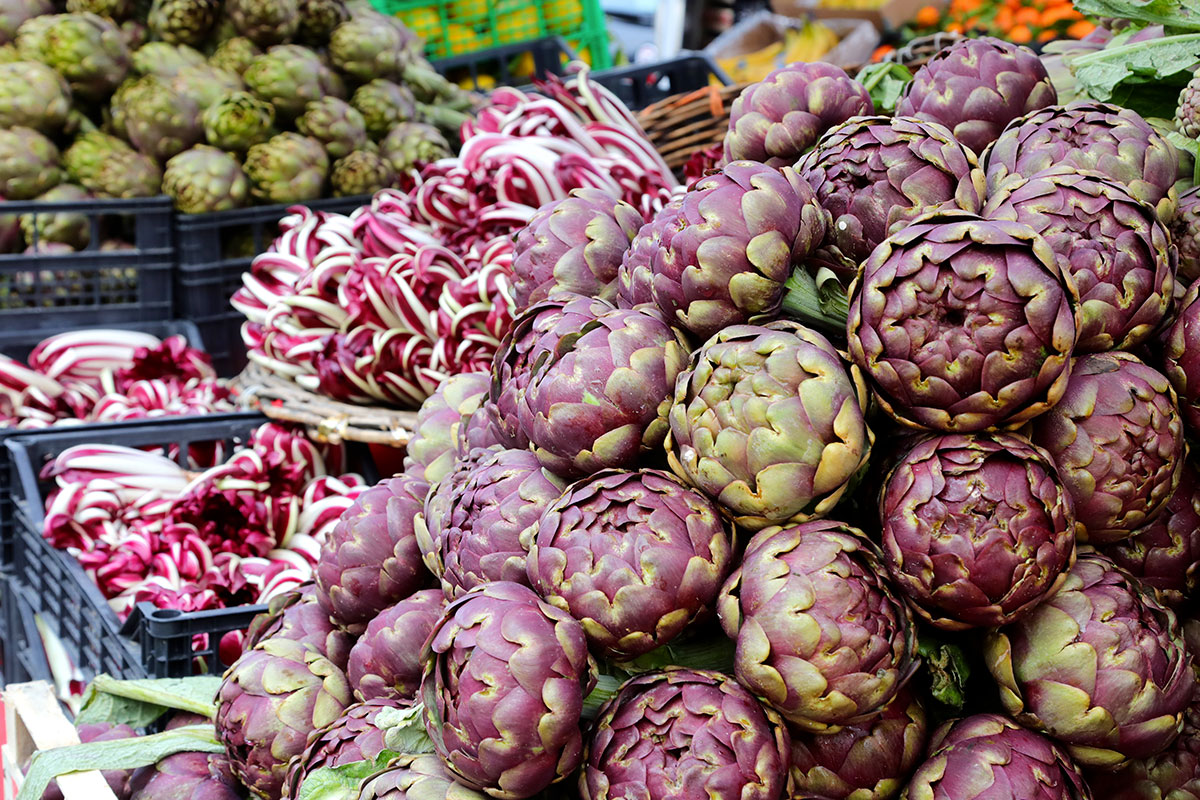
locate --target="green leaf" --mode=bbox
[1165,129,1200,184]
[1072,34,1200,109]
[1073,0,1200,30]
[297,752,401,800]
[74,675,220,728]
[854,62,913,116]
[17,726,223,800]
[377,703,435,755]
[917,633,971,711]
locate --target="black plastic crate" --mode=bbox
[173,196,370,378]
[6,413,269,680]
[2,572,55,685]
[0,196,175,331]
[432,36,576,91]
[591,53,732,111]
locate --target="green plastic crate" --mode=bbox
[371,0,611,68]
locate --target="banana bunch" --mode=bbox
[716,23,841,84]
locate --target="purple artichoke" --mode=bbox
[901,714,1090,800]
[41,723,138,800]
[347,588,446,702]
[718,519,919,732]
[1030,352,1184,544]
[846,212,1078,433]
[242,582,354,670]
[421,581,596,800]
[283,698,398,797]
[667,322,872,532]
[880,433,1078,630]
[215,636,352,798]
[417,447,567,598]
[982,166,1174,353]
[1097,703,1200,800]
[983,101,1179,222]
[896,37,1057,156]
[723,61,873,167]
[1170,187,1200,285]
[581,668,792,800]
[516,301,690,478]
[615,196,679,312]
[315,473,430,629]
[526,468,733,661]
[404,371,491,485]
[795,116,986,284]
[357,754,489,800]
[789,688,927,800]
[614,161,826,341]
[1103,461,1200,608]
[511,187,643,311]
[1163,283,1200,433]
[985,552,1195,769]
[127,752,244,800]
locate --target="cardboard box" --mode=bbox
[705,11,880,74]
[772,0,947,31]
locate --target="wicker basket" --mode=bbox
[636,82,746,172]
[233,364,419,447]
[881,32,964,70]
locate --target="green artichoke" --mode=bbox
[985,551,1195,769]
[283,697,397,798]
[1031,352,1184,544]
[1165,284,1200,433]
[214,636,352,799]
[241,583,353,669]
[130,41,205,77]
[331,149,397,196]
[723,61,873,167]
[208,35,260,75]
[117,74,203,161]
[791,688,927,800]
[357,754,489,800]
[421,581,596,800]
[667,321,872,532]
[0,126,60,199]
[203,91,274,153]
[327,10,419,83]
[984,101,1179,223]
[64,130,161,198]
[795,116,986,286]
[147,0,217,45]
[127,752,244,800]
[582,669,792,800]
[526,468,732,661]
[0,0,51,45]
[169,63,244,111]
[244,131,328,204]
[1177,71,1200,139]
[68,0,133,19]
[896,36,1057,156]
[0,61,70,133]
[718,519,920,732]
[297,97,369,159]
[846,212,1077,433]
[243,43,344,120]
[901,714,1090,800]
[380,121,450,174]
[20,183,91,250]
[347,589,444,703]
[351,78,416,140]
[227,0,299,46]
[296,0,348,45]
[880,433,1078,630]
[15,12,130,101]
[1170,187,1200,285]
[403,371,490,486]
[163,145,249,213]
[983,165,1173,353]
[64,130,128,185]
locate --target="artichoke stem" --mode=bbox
[415,102,472,134]
[582,674,624,720]
[615,637,737,676]
[781,268,850,336]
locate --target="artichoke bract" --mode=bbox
[0,126,60,200]
[581,668,792,800]
[621,161,826,341]
[130,41,204,78]
[15,12,130,101]
[209,35,260,75]
[511,187,642,311]
[203,91,275,154]
[328,11,419,84]
[331,149,397,197]
[983,101,1179,222]
[1031,352,1184,544]
[881,433,1078,630]
[351,79,417,140]
[0,61,70,133]
[358,754,489,800]
[127,752,244,800]
[283,697,397,798]
[403,371,490,485]
[1104,461,1200,609]
[526,468,733,661]
[718,520,919,732]
[380,121,451,175]
[243,44,343,120]
[297,96,369,159]
[314,473,430,630]
[296,0,348,45]
[244,132,329,205]
[242,582,353,669]
[616,196,680,311]
[516,301,690,479]
[421,581,596,800]
[723,61,873,168]
[847,213,1077,433]
[171,64,246,121]
[215,636,352,799]
[0,0,51,45]
[146,0,218,45]
[1164,284,1200,433]
[790,688,927,800]
[1100,703,1200,800]
[985,552,1195,769]
[162,145,249,214]
[118,75,203,162]
[896,37,1057,156]
[667,322,872,532]
[796,116,986,285]
[1170,187,1200,285]
[983,166,1174,353]
[227,0,299,46]
[347,588,445,703]
[901,714,1090,800]
[418,447,567,598]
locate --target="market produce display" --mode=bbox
[19,2,1200,800]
